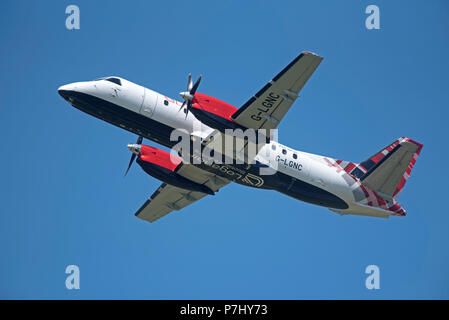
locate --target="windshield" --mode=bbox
[94,77,122,86]
[104,77,121,85]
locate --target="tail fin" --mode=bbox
[356,137,423,201]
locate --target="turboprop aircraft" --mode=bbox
[58,51,422,223]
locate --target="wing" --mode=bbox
[134,165,230,223]
[231,51,323,130]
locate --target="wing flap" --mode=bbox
[176,164,229,191]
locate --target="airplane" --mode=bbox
[58,51,422,223]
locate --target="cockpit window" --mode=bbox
[105,77,121,86]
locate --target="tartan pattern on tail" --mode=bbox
[326,137,422,217]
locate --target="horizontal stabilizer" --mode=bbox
[359,137,423,201]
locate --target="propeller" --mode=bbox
[179,73,202,116]
[124,135,143,176]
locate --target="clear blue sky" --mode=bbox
[1,0,448,299]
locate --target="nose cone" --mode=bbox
[58,83,77,100]
[58,86,68,99]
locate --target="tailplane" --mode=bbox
[335,138,423,197]
[356,137,423,201]
[331,137,422,217]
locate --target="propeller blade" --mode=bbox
[124,153,136,176]
[185,101,192,118]
[179,100,186,112]
[186,99,194,115]
[179,73,202,118]
[190,75,202,94]
[124,136,143,176]
[187,73,192,92]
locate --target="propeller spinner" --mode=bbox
[179,73,202,116]
[124,135,143,176]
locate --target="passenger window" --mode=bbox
[282,149,287,155]
[293,154,297,159]
[164,100,169,106]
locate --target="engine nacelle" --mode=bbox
[190,93,245,132]
[135,145,215,195]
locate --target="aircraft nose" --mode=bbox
[58,87,68,99]
[58,83,77,100]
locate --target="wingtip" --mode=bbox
[303,51,322,58]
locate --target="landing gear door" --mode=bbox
[141,88,158,118]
